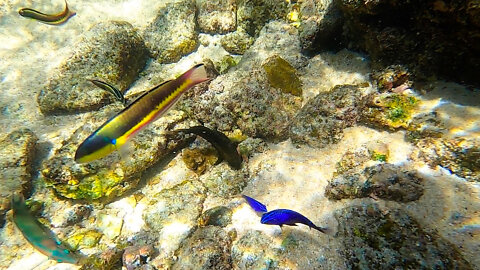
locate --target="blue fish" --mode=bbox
[260,209,327,233]
[242,195,267,213]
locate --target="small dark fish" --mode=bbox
[11,194,78,264]
[89,79,127,105]
[242,195,267,213]
[19,0,76,25]
[261,209,327,233]
[176,126,242,170]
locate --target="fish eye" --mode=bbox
[111,138,117,145]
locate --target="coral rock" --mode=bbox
[172,226,232,269]
[335,203,472,269]
[143,0,197,62]
[196,0,236,34]
[0,128,37,227]
[38,21,148,114]
[289,84,367,148]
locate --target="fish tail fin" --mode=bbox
[184,64,209,85]
[313,225,331,235]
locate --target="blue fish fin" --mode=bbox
[242,195,268,213]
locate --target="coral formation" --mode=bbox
[37,21,148,114]
[143,0,197,62]
[0,128,37,227]
[336,203,473,269]
[173,226,232,269]
[196,0,236,34]
[362,92,419,129]
[326,163,424,202]
[289,84,368,148]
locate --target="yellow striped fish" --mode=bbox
[75,64,208,163]
[19,0,75,26]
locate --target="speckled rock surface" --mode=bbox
[337,0,480,86]
[199,206,233,227]
[41,104,191,202]
[172,226,232,269]
[0,128,37,227]
[326,163,424,202]
[231,230,277,269]
[196,0,236,34]
[200,163,249,198]
[289,84,368,148]
[336,203,473,269]
[415,137,480,182]
[236,0,288,37]
[143,0,198,62]
[37,21,148,114]
[219,0,288,54]
[189,21,305,141]
[297,0,344,53]
[143,180,206,232]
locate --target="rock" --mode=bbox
[143,0,197,62]
[190,21,304,141]
[200,163,249,198]
[371,65,412,92]
[335,203,473,269]
[199,206,233,227]
[123,245,156,270]
[80,247,123,270]
[196,0,236,34]
[65,229,103,251]
[143,180,206,232]
[220,30,255,55]
[289,84,367,148]
[334,147,371,176]
[64,204,93,226]
[41,104,192,202]
[262,55,302,96]
[236,0,288,37]
[220,0,289,54]
[231,230,278,269]
[37,21,148,114]
[97,213,123,240]
[0,128,37,227]
[298,0,344,53]
[181,145,218,175]
[237,137,268,158]
[415,137,480,182]
[172,226,232,269]
[361,92,419,130]
[325,163,424,202]
[338,0,480,87]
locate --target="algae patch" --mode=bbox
[363,93,419,129]
[262,55,302,96]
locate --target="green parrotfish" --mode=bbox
[75,64,209,163]
[11,194,78,264]
[18,0,76,25]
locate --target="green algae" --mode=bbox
[262,55,302,96]
[217,55,241,74]
[371,151,387,162]
[44,167,130,202]
[66,230,103,251]
[364,93,419,129]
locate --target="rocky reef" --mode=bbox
[1,0,479,269]
[37,21,148,114]
[0,129,37,227]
